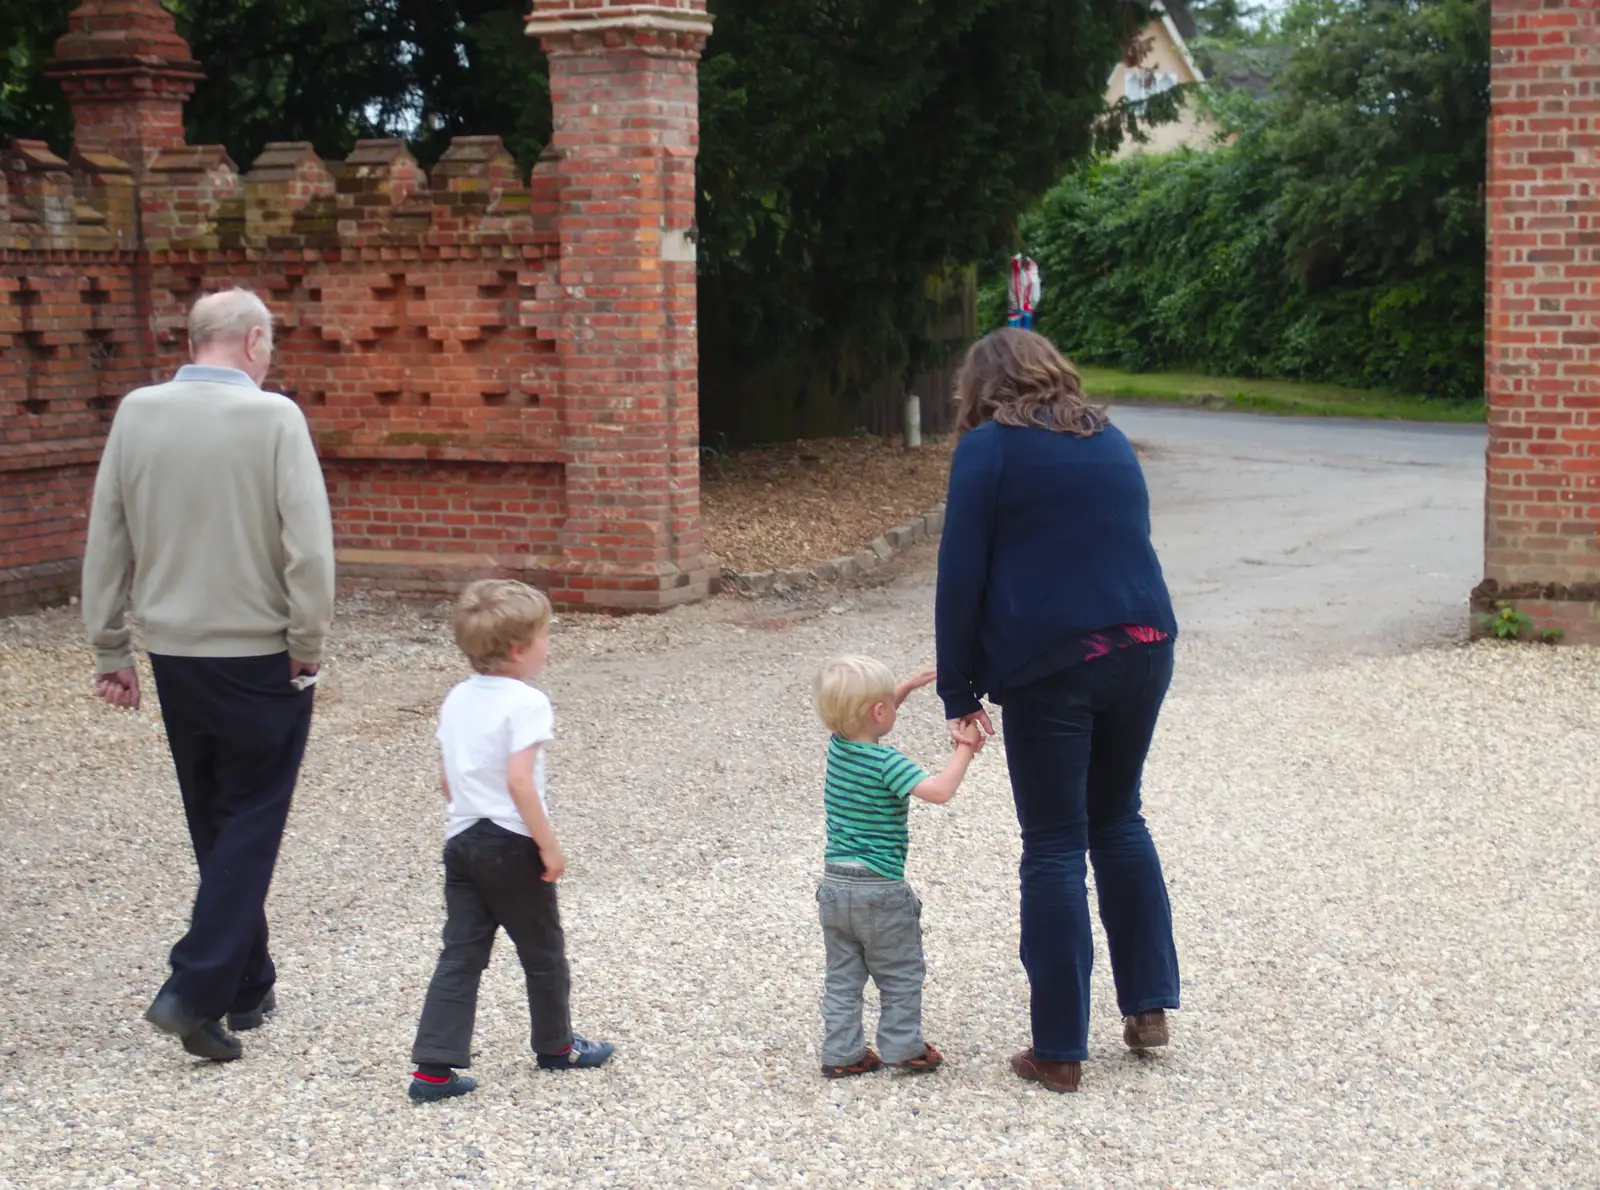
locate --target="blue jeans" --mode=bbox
[1000,640,1180,1061]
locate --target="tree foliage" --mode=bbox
[4,1,1163,437]
[0,3,73,151]
[1,1,550,170]
[1019,0,1489,402]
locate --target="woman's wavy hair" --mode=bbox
[953,329,1107,437]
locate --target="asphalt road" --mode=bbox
[1109,405,1488,656]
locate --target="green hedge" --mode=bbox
[1011,0,1489,406]
[1019,147,1482,403]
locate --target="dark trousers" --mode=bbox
[1000,640,1181,1062]
[411,819,573,1068]
[148,652,314,1021]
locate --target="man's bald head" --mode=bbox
[188,289,275,385]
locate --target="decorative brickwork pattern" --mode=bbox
[1,140,146,613]
[1,0,718,616]
[1478,0,1600,643]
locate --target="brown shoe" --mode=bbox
[1010,1048,1082,1093]
[822,1049,883,1079]
[1123,1009,1170,1050]
[888,1042,943,1074]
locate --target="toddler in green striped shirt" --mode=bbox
[811,654,983,1078]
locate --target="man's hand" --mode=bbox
[290,659,320,680]
[94,668,141,711]
[895,668,938,707]
[539,842,566,883]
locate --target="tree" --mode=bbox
[694,0,1175,437]
[1,1,548,167]
[1266,0,1488,282]
[0,4,73,151]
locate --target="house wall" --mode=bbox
[1110,21,1219,158]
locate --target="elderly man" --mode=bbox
[83,288,335,1062]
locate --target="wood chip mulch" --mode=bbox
[701,435,955,574]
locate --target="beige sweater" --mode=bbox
[82,370,336,673]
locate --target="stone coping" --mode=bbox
[721,504,945,597]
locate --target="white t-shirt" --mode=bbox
[436,674,554,841]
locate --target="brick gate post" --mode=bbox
[1478,0,1600,642]
[44,0,203,173]
[525,2,719,611]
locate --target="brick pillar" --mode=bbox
[1477,0,1600,644]
[44,0,202,173]
[526,1,719,611]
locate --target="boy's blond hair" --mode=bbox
[452,579,553,674]
[814,654,896,737]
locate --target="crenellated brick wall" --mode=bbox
[1477,0,1600,644]
[1,0,718,616]
[1,141,146,612]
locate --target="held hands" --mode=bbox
[950,720,987,752]
[94,668,141,711]
[899,668,992,755]
[948,709,995,753]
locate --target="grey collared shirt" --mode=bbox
[174,364,258,389]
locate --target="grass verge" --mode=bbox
[1077,366,1484,424]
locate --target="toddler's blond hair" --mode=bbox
[814,654,896,736]
[452,579,553,674]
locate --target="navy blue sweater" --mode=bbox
[935,420,1177,719]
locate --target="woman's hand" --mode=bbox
[949,710,995,751]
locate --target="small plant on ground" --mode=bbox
[1481,601,1532,641]
[700,432,734,479]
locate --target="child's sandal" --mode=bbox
[821,1049,883,1079]
[889,1042,943,1073]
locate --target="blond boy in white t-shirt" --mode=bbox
[408,580,613,1102]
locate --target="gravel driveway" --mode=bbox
[2,413,1597,1188]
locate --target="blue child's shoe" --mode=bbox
[409,1070,477,1102]
[536,1034,614,1071]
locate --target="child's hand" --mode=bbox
[894,668,937,706]
[540,842,566,883]
[953,722,986,752]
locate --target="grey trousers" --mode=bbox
[816,863,926,1065]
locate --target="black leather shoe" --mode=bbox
[145,991,243,1062]
[181,1019,244,1062]
[227,988,277,1033]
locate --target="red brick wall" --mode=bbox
[0,463,98,611]
[1,140,147,613]
[1,0,720,617]
[327,460,566,596]
[1478,0,1600,643]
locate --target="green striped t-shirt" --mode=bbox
[823,736,929,880]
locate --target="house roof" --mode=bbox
[1153,3,1206,84]
[1162,1,1199,44]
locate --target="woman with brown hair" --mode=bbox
[935,328,1180,1093]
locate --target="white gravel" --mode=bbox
[1,552,1597,1189]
